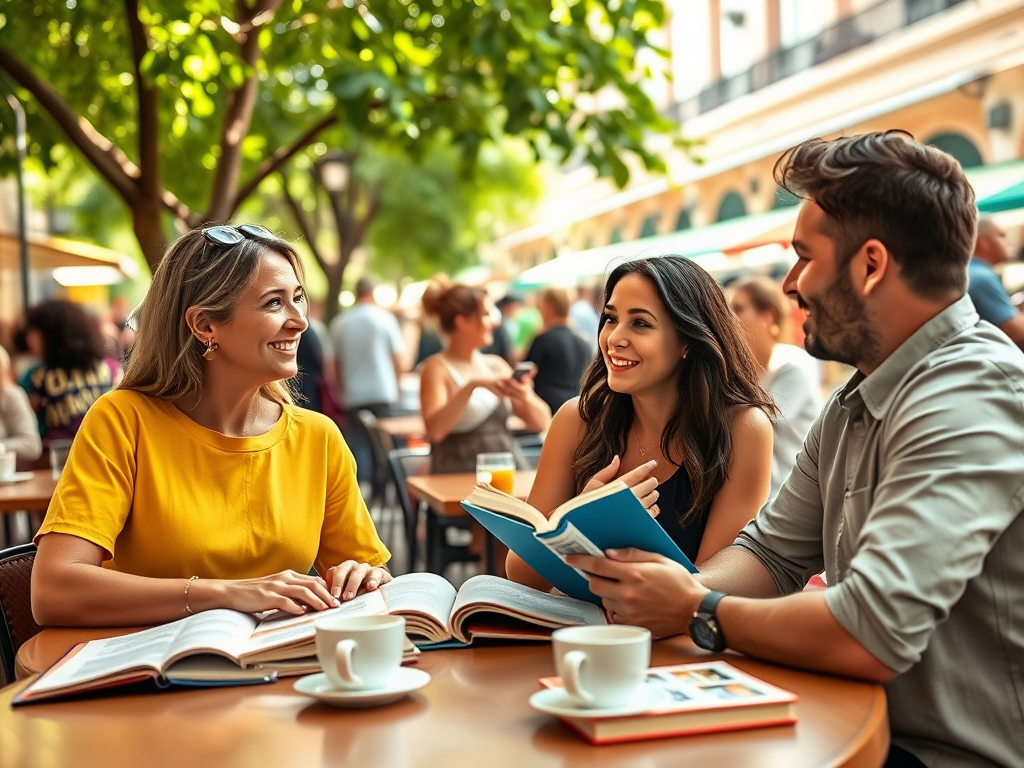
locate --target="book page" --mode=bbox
[243,590,388,656]
[25,621,184,694]
[378,573,457,641]
[538,522,605,578]
[165,609,260,666]
[463,483,549,530]
[449,575,606,642]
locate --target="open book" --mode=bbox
[539,661,798,745]
[14,600,419,706]
[343,572,607,646]
[461,479,697,603]
[15,573,603,705]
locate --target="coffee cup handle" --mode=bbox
[334,639,363,688]
[560,650,595,707]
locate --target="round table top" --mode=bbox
[0,470,58,513]
[3,630,888,768]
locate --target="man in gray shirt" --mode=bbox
[570,132,1024,768]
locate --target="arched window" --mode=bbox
[924,132,983,168]
[675,208,692,231]
[716,191,747,222]
[639,214,659,239]
[609,227,623,244]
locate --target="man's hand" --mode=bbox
[566,548,708,638]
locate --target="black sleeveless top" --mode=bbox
[654,468,708,563]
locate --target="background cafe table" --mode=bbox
[0,470,58,514]
[405,470,536,519]
[5,630,888,768]
[406,470,536,574]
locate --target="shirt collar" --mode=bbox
[842,294,979,421]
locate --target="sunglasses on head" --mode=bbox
[201,224,274,247]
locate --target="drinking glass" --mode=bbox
[476,452,516,495]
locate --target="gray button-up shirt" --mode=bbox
[735,295,1024,768]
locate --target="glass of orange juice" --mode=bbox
[476,452,516,495]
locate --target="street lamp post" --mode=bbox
[317,151,351,196]
[3,88,30,312]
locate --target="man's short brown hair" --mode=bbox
[774,130,976,300]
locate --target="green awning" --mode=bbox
[978,180,1024,214]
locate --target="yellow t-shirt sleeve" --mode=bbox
[35,393,137,558]
[314,427,391,577]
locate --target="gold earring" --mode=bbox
[202,339,218,361]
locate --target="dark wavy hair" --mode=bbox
[774,130,976,300]
[23,299,108,371]
[574,256,776,524]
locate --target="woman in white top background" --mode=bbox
[729,274,822,499]
[419,278,551,474]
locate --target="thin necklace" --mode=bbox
[240,397,260,437]
[633,428,658,461]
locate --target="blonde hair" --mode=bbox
[119,226,305,405]
[539,286,572,319]
[731,275,791,341]
[420,276,487,334]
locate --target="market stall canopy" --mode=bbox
[511,206,800,290]
[978,180,1024,214]
[0,232,139,281]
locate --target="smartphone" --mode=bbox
[512,362,536,380]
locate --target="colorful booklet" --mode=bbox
[538,661,798,745]
[461,479,697,603]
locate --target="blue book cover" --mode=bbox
[461,481,697,604]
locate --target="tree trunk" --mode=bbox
[133,197,167,271]
[324,261,345,326]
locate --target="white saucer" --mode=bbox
[293,668,430,708]
[0,472,33,484]
[529,685,672,719]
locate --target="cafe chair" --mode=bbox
[0,543,41,687]
[515,434,544,469]
[354,409,399,537]
[387,446,478,577]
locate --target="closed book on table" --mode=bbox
[537,661,798,745]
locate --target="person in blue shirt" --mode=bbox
[967,217,1024,350]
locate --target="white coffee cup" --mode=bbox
[552,625,651,709]
[0,449,15,481]
[315,614,405,691]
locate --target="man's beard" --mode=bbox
[801,269,881,369]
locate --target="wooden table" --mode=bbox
[4,630,888,768]
[406,470,536,518]
[0,471,57,514]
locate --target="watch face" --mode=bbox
[689,617,719,651]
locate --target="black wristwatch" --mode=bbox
[689,590,728,652]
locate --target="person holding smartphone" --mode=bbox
[418,278,551,475]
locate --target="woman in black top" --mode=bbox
[507,256,776,587]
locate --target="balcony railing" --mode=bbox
[668,0,970,122]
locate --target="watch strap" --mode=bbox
[696,590,728,618]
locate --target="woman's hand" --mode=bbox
[326,561,393,602]
[211,570,340,615]
[583,455,661,517]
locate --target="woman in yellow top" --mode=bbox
[32,224,391,627]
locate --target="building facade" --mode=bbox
[494,0,1024,275]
